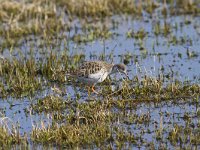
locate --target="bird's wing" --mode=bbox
[67,61,103,78]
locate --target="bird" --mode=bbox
[66,61,129,94]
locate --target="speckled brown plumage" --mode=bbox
[66,60,128,94]
[68,61,114,78]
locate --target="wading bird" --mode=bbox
[66,61,129,94]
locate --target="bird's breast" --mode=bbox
[88,70,108,83]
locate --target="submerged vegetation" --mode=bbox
[0,0,200,149]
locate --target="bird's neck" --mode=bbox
[109,65,117,75]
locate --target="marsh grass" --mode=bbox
[0,0,200,47]
[0,116,28,149]
[28,76,199,147]
[0,50,86,97]
[31,119,136,149]
[30,97,139,148]
[0,57,42,97]
[168,124,200,147]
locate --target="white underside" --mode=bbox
[77,69,109,85]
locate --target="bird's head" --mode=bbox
[111,64,129,79]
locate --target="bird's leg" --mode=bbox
[91,84,99,94]
[87,86,91,96]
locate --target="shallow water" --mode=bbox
[0,13,200,149]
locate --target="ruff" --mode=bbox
[66,61,128,94]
